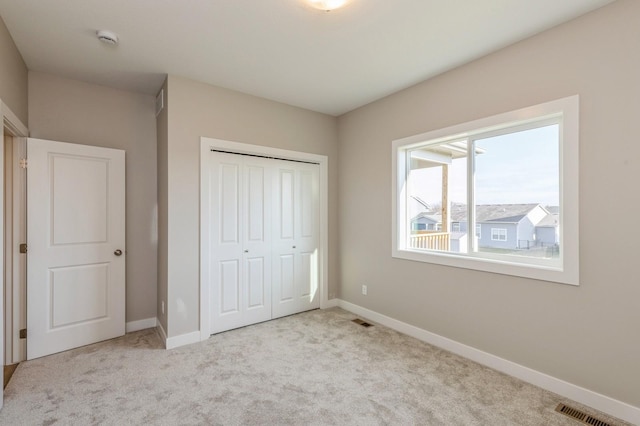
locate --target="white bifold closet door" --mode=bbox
[209,151,319,334]
[271,160,320,319]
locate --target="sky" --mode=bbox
[410,124,560,207]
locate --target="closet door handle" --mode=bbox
[244,250,249,253]
[292,246,296,249]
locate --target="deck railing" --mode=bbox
[409,231,450,251]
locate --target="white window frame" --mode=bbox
[391,96,579,285]
[452,222,461,232]
[475,224,481,239]
[491,228,507,241]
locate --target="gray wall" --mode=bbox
[163,75,339,337]
[0,15,27,126]
[337,0,640,408]
[28,71,158,323]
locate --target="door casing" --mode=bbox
[0,99,29,409]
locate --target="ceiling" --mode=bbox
[0,0,615,116]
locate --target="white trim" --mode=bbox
[166,331,201,350]
[199,137,330,342]
[11,137,26,364]
[1,100,28,413]
[336,299,640,425]
[392,95,579,286]
[1,101,28,138]
[125,317,157,333]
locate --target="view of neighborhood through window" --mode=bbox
[407,122,560,262]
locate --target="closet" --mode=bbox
[207,151,319,334]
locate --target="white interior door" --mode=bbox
[209,152,272,333]
[27,138,125,360]
[272,160,319,319]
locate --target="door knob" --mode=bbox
[114,249,123,256]
[244,250,249,253]
[292,246,296,249]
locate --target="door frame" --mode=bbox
[1,99,29,408]
[4,131,27,365]
[199,137,329,341]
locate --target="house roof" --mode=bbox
[451,203,543,223]
[411,212,441,223]
[545,206,560,215]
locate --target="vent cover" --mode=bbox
[555,403,613,426]
[352,318,372,327]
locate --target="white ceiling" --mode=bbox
[0,0,615,116]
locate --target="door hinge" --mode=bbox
[19,329,27,339]
[19,243,27,254]
[19,158,27,169]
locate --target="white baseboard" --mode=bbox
[165,331,201,350]
[126,317,157,333]
[337,299,640,425]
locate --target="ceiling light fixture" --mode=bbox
[96,30,119,45]
[307,0,348,12]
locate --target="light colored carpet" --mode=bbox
[0,308,629,425]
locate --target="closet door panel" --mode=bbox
[220,260,240,314]
[272,161,320,318]
[295,163,320,311]
[242,159,272,325]
[210,153,245,333]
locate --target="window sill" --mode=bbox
[392,247,578,286]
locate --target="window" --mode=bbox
[491,228,507,241]
[392,96,579,285]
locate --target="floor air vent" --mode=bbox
[555,403,613,426]
[352,319,373,327]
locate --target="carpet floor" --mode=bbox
[0,308,629,425]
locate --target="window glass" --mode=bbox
[474,125,559,260]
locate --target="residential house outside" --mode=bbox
[411,203,559,256]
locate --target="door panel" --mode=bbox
[299,251,313,298]
[300,169,314,238]
[242,158,272,325]
[209,153,272,333]
[247,166,265,242]
[27,138,125,360]
[220,163,240,244]
[50,264,109,327]
[272,160,320,319]
[220,260,240,314]
[51,155,108,244]
[211,155,244,332]
[246,257,265,308]
[278,169,295,240]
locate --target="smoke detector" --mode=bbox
[96,30,119,45]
